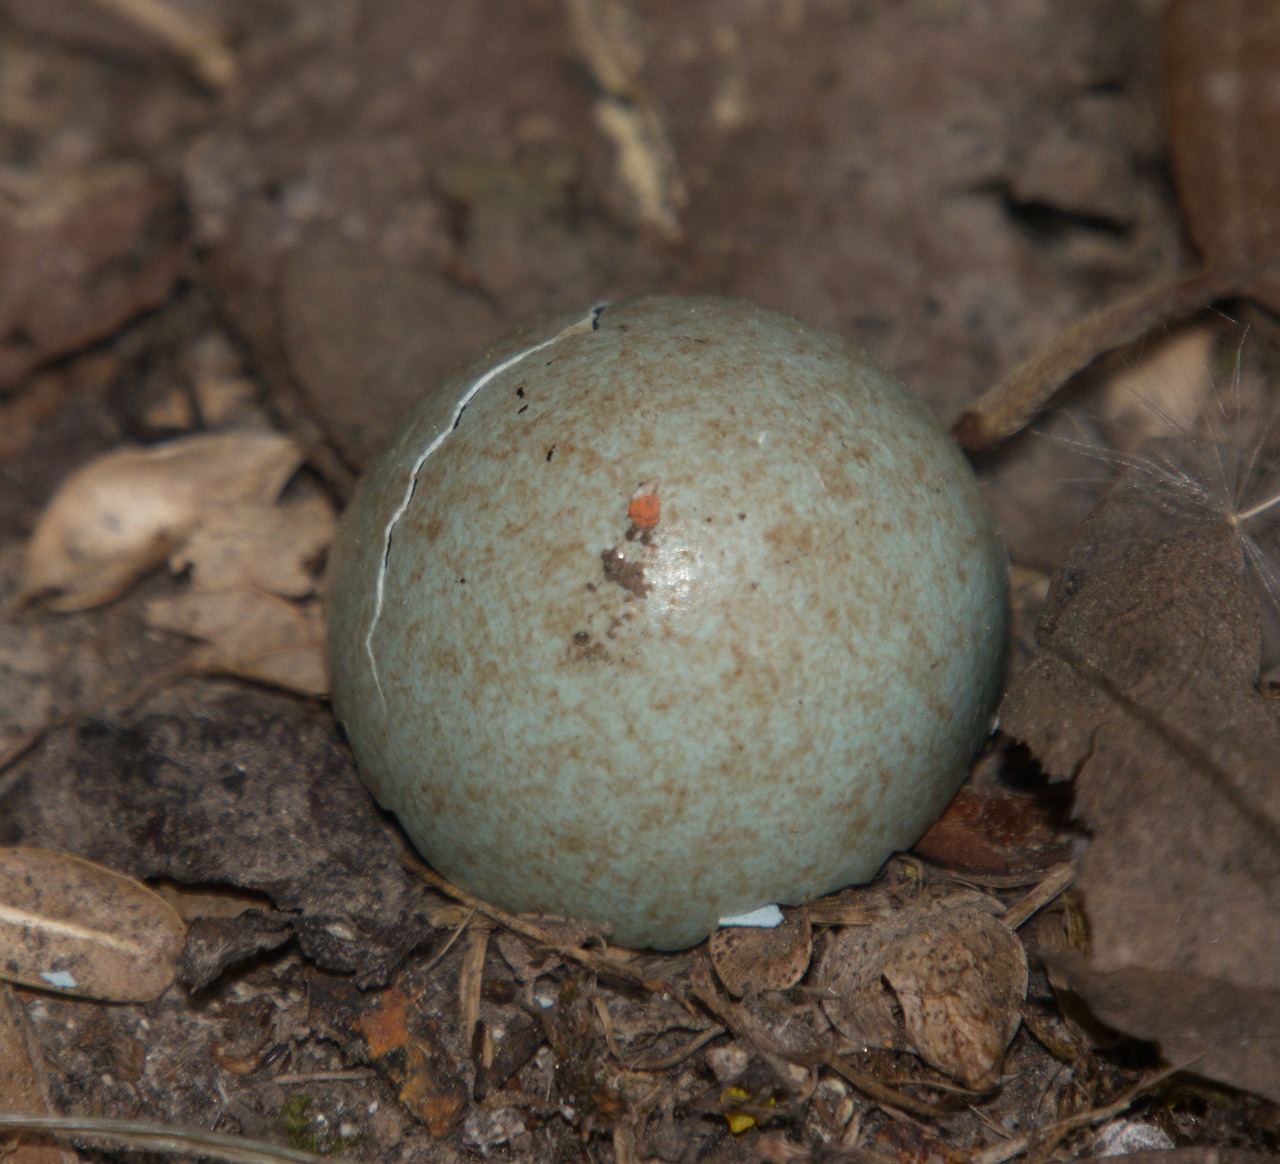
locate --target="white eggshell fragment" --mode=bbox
[328,296,1008,949]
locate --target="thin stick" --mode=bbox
[416,907,478,979]
[269,1070,374,1085]
[404,856,667,991]
[624,1023,726,1071]
[953,265,1252,451]
[86,0,236,86]
[822,1056,947,1122]
[1001,863,1075,931]
[0,1113,330,1164]
[968,1061,1187,1164]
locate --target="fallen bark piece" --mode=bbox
[3,689,432,988]
[1001,458,1280,1103]
[0,846,184,1002]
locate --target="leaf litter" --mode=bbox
[1,1,1279,1162]
[1001,417,1280,1103]
[20,431,334,695]
[0,846,184,1002]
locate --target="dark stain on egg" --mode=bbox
[600,546,650,598]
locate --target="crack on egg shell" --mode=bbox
[364,303,608,707]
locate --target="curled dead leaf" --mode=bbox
[1000,458,1280,1103]
[709,909,812,998]
[881,907,1027,1090]
[819,894,1027,1090]
[142,488,336,695]
[145,590,328,696]
[0,846,185,1003]
[21,432,302,611]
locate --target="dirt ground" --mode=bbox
[0,2,1278,1162]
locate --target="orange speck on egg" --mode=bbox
[628,492,660,529]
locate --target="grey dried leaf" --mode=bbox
[0,846,185,1002]
[1000,462,1280,1102]
[709,909,812,997]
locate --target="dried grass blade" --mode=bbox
[953,266,1250,450]
[404,856,667,991]
[0,1113,329,1164]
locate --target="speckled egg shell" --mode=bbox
[327,296,1008,949]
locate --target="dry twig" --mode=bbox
[969,1062,1188,1164]
[87,0,235,86]
[1001,863,1075,931]
[953,265,1252,450]
[0,1113,328,1164]
[405,856,669,991]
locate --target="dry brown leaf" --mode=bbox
[709,909,812,998]
[166,494,334,598]
[19,428,334,695]
[689,954,832,1068]
[953,267,1248,451]
[21,432,302,611]
[881,907,1027,1090]
[819,893,1027,1090]
[0,984,78,1164]
[145,589,327,696]
[0,846,184,1002]
[0,173,183,391]
[141,475,334,695]
[1164,0,1280,309]
[1000,461,1280,1102]
[912,780,1074,879]
[312,975,469,1138]
[955,2,1280,454]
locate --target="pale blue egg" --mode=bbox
[328,296,1008,949]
